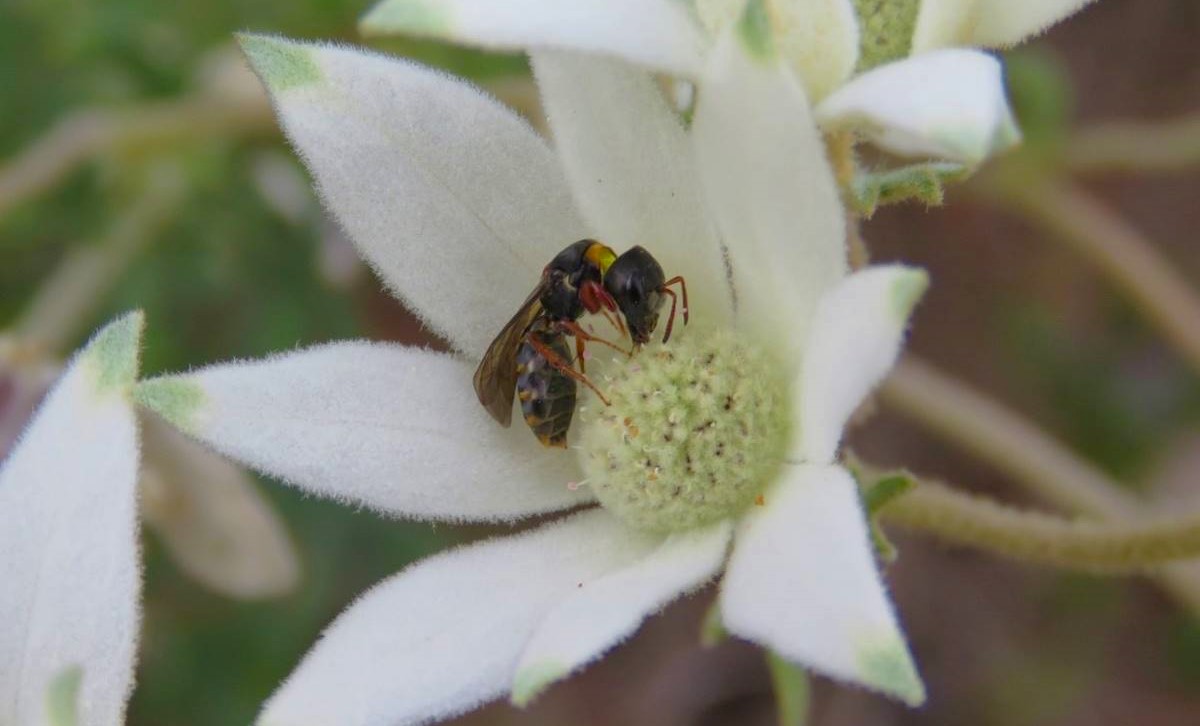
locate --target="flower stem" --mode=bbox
[766,651,809,726]
[990,175,1200,374]
[882,356,1130,518]
[880,356,1200,607]
[14,164,188,354]
[1065,114,1200,174]
[877,471,1200,573]
[0,93,271,221]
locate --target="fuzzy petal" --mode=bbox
[797,265,927,464]
[721,464,923,705]
[692,28,847,370]
[360,0,707,77]
[511,520,732,706]
[135,342,592,523]
[0,313,143,726]
[912,0,1098,52]
[531,50,734,326]
[258,510,658,726]
[815,48,1021,165]
[238,35,584,356]
[141,416,300,600]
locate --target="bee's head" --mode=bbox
[604,246,665,345]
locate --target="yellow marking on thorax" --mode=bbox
[585,242,618,276]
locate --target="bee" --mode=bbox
[473,239,689,447]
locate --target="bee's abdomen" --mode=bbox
[515,334,577,448]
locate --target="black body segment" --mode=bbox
[539,239,604,321]
[604,246,666,345]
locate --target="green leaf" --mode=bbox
[700,598,728,647]
[766,651,810,726]
[850,162,969,218]
[846,455,918,563]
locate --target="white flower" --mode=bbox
[137,31,929,725]
[0,313,144,726]
[357,0,1094,166]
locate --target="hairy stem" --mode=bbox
[882,357,1130,517]
[880,473,1200,573]
[880,357,1200,608]
[994,176,1200,373]
[1066,114,1200,174]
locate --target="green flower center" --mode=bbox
[578,328,791,533]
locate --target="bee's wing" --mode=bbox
[473,286,545,426]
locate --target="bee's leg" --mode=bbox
[558,320,633,358]
[659,276,689,344]
[575,335,587,375]
[662,276,689,324]
[659,287,679,344]
[597,306,627,340]
[528,335,612,406]
[596,287,628,339]
[580,280,628,339]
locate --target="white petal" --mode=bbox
[772,0,860,101]
[141,416,300,600]
[238,35,584,357]
[531,51,734,326]
[797,265,927,464]
[970,0,1098,47]
[815,49,1021,166]
[0,313,143,726]
[512,520,732,706]
[721,464,923,705]
[912,0,1098,52]
[692,28,847,370]
[135,342,592,523]
[909,0,975,52]
[360,0,707,77]
[258,509,658,726]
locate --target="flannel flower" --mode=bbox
[136,26,929,725]
[0,314,144,726]
[361,0,1096,167]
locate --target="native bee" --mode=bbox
[473,239,688,447]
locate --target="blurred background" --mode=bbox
[1,0,1198,724]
